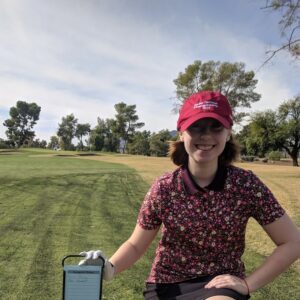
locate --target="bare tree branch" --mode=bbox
[258,0,300,69]
[289,24,300,47]
[257,38,300,71]
[281,0,300,32]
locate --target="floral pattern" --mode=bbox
[137,165,285,283]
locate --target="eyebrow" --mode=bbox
[191,120,222,126]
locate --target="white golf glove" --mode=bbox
[79,250,115,281]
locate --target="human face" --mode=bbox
[180,118,231,166]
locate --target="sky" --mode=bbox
[0,0,299,142]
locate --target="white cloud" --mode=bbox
[0,0,299,142]
[0,0,189,141]
[187,21,300,112]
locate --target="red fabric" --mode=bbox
[177,91,233,131]
[137,165,285,283]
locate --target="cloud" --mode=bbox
[0,0,190,141]
[0,0,299,142]
[187,20,300,112]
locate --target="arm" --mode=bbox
[245,213,300,292]
[81,179,162,279]
[109,224,160,274]
[205,213,300,294]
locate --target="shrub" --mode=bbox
[0,139,11,149]
[268,151,281,161]
[241,155,255,162]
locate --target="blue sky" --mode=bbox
[0,0,299,141]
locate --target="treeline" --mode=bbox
[1,59,299,165]
[236,97,300,166]
[51,102,177,156]
[0,100,177,157]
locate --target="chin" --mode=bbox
[192,155,218,165]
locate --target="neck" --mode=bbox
[188,159,218,188]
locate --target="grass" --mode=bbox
[77,153,300,300]
[0,149,299,299]
[0,150,153,299]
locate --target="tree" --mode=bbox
[114,102,145,153]
[75,123,91,150]
[89,118,106,151]
[240,96,300,166]
[127,130,151,155]
[149,130,174,157]
[0,138,11,149]
[48,136,60,150]
[30,138,47,148]
[277,96,300,166]
[3,101,41,147]
[103,118,120,152]
[89,118,120,152]
[57,114,78,150]
[261,0,300,65]
[238,110,280,157]
[173,60,261,123]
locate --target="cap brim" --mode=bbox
[179,113,231,132]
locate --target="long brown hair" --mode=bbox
[168,135,240,167]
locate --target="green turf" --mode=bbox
[243,249,300,299]
[0,150,299,299]
[0,150,155,299]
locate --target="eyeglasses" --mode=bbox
[187,120,224,134]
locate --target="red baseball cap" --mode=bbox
[177,91,233,132]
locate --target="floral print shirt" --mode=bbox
[137,165,285,283]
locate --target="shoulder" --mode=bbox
[227,165,252,176]
[143,167,183,209]
[148,167,185,197]
[226,165,255,180]
[154,167,183,187]
[226,165,263,189]
[226,165,275,199]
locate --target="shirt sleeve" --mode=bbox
[137,178,163,230]
[248,171,285,226]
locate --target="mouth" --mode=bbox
[195,144,215,151]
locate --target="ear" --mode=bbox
[179,132,184,142]
[226,129,232,142]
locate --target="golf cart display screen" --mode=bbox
[64,265,102,300]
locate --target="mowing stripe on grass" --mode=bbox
[243,248,300,300]
[0,154,151,299]
[1,152,299,300]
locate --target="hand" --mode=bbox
[205,274,249,295]
[79,250,115,281]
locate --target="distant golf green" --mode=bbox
[0,149,299,299]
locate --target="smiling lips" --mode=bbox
[195,144,215,151]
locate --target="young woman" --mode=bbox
[80,91,300,299]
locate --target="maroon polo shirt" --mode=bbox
[137,165,285,283]
[182,164,226,193]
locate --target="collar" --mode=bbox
[182,164,227,194]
